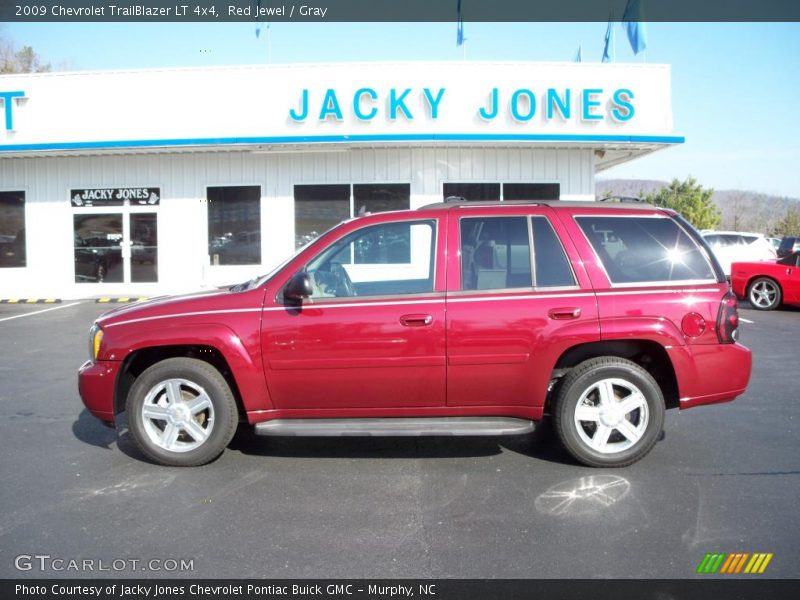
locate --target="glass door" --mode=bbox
[130,212,158,283]
[73,212,158,284]
[73,213,124,283]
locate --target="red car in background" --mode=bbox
[731,252,800,310]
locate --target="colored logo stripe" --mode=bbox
[697,553,773,574]
[744,553,773,574]
[697,553,725,573]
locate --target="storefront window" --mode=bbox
[294,184,350,248]
[504,183,560,201]
[443,183,560,202]
[208,186,261,265]
[353,184,410,215]
[443,183,500,201]
[0,191,26,268]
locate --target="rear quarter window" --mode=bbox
[532,216,575,287]
[576,216,716,285]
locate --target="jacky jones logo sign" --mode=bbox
[288,86,636,123]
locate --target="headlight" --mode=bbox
[88,324,104,361]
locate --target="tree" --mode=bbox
[0,33,51,73]
[642,177,720,230]
[772,206,800,237]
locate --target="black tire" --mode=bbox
[553,357,665,468]
[747,277,782,311]
[126,357,238,466]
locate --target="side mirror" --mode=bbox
[284,271,313,302]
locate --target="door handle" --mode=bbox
[400,314,433,327]
[548,307,581,320]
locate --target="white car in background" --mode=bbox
[701,230,777,276]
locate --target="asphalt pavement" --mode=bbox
[0,300,797,579]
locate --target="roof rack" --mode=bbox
[597,195,644,203]
[418,198,657,211]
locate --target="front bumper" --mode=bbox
[667,342,752,409]
[78,360,120,423]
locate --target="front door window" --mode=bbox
[304,219,436,298]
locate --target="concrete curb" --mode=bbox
[95,297,150,303]
[0,298,62,304]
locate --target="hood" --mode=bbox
[96,286,262,327]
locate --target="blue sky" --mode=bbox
[3,21,799,197]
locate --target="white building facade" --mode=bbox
[0,61,682,298]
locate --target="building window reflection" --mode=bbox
[208,186,262,265]
[0,191,26,268]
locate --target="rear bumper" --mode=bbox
[667,343,752,409]
[78,360,119,423]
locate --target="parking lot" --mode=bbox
[0,299,797,579]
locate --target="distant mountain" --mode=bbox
[596,178,800,234]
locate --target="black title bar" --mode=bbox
[4,579,800,600]
[3,0,800,22]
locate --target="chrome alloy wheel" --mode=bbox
[140,378,215,453]
[749,279,778,309]
[573,378,650,455]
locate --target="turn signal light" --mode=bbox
[89,324,104,360]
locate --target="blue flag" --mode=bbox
[623,0,648,54]
[602,13,614,62]
[456,0,464,46]
[574,45,583,63]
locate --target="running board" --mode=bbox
[254,417,535,437]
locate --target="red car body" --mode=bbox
[731,252,800,309]
[80,202,751,428]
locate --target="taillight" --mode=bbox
[716,291,739,343]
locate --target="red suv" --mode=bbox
[79,200,751,467]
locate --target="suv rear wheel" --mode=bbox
[126,357,238,466]
[553,357,665,468]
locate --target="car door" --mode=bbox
[445,207,600,410]
[779,253,800,303]
[261,215,447,411]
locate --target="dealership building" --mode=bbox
[0,61,682,298]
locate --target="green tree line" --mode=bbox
[610,176,799,236]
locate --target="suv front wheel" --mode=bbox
[126,357,238,467]
[553,357,665,468]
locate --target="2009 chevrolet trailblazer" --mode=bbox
[79,200,752,467]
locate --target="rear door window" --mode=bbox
[576,216,715,284]
[460,217,532,291]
